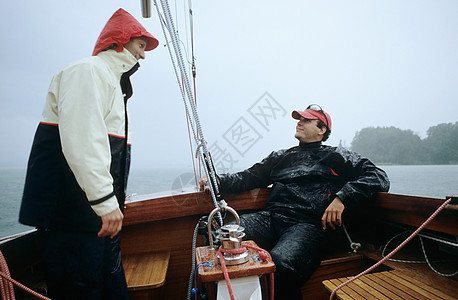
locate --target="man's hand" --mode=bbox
[199,176,210,193]
[98,208,124,239]
[321,197,345,230]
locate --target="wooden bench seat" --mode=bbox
[122,251,170,292]
[322,270,454,300]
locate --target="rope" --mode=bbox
[244,244,275,299]
[329,197,452,300]
[186,222,200,300]
[217,243,274,300]
[153,0,222,225]
[0,250,14,300]
[217,247,235,300]
[0,250,51,300]
[381,230,458,276]
[192,262,211,299]
[342,222,361,253]
[420,235,458,277]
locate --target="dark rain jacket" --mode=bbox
[219,141,390,226]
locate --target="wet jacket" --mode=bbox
[219,141,390,226]
[19,48,139,232]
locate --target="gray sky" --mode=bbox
[1,0,457,171]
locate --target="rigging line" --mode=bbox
[154,1,196,152]
[156,5,201,187]
[158,0,222,200]
[182,0,190,58]
[183,81,198,187]
[192,69,201,178]
[154,0,223,223]
[179,39,193,66]
[165,36,194,66]
[154,2,198,145]
[156,5,194,67]
[174,0,179,35]
[176,0,193,75]
[154,0,202,185]
[176,0,199,181]
[188,0,196,66]
[187,0,200,177]
[186,117,198,187]
[156,0,199,144]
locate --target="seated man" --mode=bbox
[200,104,390,299]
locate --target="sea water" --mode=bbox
[1,165,457,238]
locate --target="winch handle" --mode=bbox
[207,201,240,249]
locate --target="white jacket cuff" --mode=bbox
[91,196,119,217]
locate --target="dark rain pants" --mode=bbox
[38,229,129,300]
[239,211,327,300]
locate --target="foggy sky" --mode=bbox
[1,0,457,171]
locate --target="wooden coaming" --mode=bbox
[372,192,458,236]
[123,190,458,236]
[123,188,269,226]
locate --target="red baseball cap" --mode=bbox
[92,8,159,56]
[292,105,332,130]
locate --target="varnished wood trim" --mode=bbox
[123,191,457,236]
[123,188,270,226]
[372,192,458,236]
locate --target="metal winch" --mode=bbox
[207,201,249,265]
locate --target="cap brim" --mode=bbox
[292,110,319,120]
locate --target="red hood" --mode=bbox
[92,8,159,56]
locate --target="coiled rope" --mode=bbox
[329,197,452,300]
[0,250,51,300]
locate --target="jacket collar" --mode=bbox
[299,141,322,149]
[96,48,138,78]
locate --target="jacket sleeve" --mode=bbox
[56,62,119,217]
[335,148,390,210]
[219,151,282,194]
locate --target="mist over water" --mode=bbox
[1,165,457,238]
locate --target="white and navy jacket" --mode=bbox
[20,49,139,232]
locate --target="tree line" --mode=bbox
[350,122,458,165]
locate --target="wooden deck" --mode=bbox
[323,270,455,300]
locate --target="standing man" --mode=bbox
[19,8,159,299]
[200,104,390,299]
